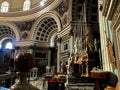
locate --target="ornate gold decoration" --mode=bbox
[81,52,89,77]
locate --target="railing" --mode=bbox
[0,72,15,81]
[0,72,15,88]
[30,67,38,80]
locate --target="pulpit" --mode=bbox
[91,71,107,90]
[90,71,118,90]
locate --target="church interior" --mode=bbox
[0,0,120,90]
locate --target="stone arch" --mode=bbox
[0,22,20,41]
[30,11,62,41]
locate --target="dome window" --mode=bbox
[23,0,31,11]
[1,1,9,12]
[5,42,13,49]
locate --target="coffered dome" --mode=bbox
[0,0,63,21]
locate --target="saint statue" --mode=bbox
[67,53,74,76]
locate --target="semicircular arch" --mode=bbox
[30,11,62,40]
[0,22,21,41]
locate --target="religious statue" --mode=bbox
[73,38,78,54]
[85,29,94,51]
[67,53,74,77]
[61,62,64,73]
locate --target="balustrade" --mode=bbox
[30,67,38,80]
[0,72,15,88]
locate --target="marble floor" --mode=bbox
[30,77,48,90]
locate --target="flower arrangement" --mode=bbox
[14,52,35,72]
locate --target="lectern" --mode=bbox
[91,71,107,90]
[90,71,118,90]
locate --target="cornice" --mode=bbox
[15,40,34,46]
[57,24,71,38]
[0,0,63,22]
[15,40,50,48]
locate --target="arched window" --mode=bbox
[1,39,14,50]
[1,1,9,12]
[5,42,13,49]
[40,0,47,6]
[23,0,31,11]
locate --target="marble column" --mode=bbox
[113,30,120,83]
[57,38,61,73]
[48,48,51,67]
[98,0,112,71]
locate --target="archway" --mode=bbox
[0,24,19,68]
[30,12,62,74]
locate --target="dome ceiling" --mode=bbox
[0,0,63,21]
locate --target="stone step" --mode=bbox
[68,77,95,83]
[66,83,95,90]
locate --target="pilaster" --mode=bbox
[56,38,61,73]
